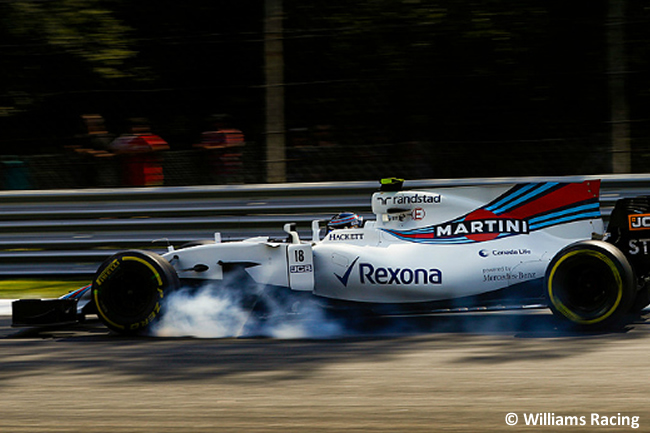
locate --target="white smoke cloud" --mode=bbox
[261,300,345,339]
[152,286,251,338]
[151,282,344,339]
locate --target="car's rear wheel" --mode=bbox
[629,285,650,315]
[545,241,635,329]
[92,250,179,335]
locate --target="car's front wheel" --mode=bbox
[92,250,179,335]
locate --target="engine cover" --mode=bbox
[607,196,650,279]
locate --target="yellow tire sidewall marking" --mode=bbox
[547,249,623,325]
[93,255,164,331]
[123,256,164,288]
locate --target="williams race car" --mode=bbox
[12,178,650,334]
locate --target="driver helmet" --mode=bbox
[328,212,363,231]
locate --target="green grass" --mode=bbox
[0,279,90,299]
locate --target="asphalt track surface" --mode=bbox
[1,310,649,432]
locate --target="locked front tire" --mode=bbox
[92,250,179,335]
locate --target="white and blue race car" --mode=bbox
[12,178,650,334]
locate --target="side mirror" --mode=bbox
[311,219,325,243]
[283,223,300,244]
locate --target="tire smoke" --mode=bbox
[151,281,344,339]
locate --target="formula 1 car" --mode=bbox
[12,178,650,334]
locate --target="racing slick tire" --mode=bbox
[92,250,180,335]
[629,285,650,316]
[545,240,636,330]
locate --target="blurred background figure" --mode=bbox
[109,118,169,186]
[79,114,114,151]
[195,114,245,184]
[69,114,117,188]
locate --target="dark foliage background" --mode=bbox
[0,0,648,186]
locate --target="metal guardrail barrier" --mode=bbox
[1,174,649,277]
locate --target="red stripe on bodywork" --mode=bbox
[399,232,435,239]
[501,180,600,220]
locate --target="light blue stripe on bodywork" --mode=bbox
[489,182,559,214]
[485,183,538,213]
[529,211,600,230]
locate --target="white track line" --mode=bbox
[0,300,14,317]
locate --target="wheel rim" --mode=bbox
[548,250,623,324]
[100,261,159,320]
